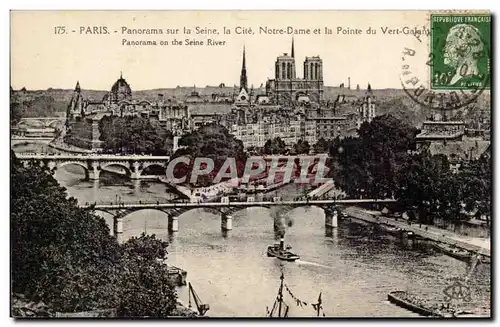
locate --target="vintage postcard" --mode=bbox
[10,10,491,318]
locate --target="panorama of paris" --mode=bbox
[11,40,491,318]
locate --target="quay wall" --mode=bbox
[344,207,490,257]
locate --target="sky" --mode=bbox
[10,10,462,91]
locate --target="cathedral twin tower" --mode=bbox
[240,39,324,105]
[274,38,323,82]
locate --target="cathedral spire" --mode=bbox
[291,37,295,58]
[75,80,81,92]
[240,46,248,92]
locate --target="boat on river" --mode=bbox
[166,265,187,286]
[379,224,402,236]
[388,291,476,318]
[267,238,300,262]
[479,255,491,264]
[388,291,444,317]
[432,243,473,262]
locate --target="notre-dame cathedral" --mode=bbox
[265,39,324,106]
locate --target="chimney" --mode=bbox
[280,238,284,250]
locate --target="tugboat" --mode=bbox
[267,238,300,262]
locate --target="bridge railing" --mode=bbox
[82,196,396,208]
[16,153,171,159]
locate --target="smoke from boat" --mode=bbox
[271,206,293,240]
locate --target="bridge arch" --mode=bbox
[137,100,152,106]
[92,208,117,218]
[140,162,167,176]
[18,120,45,128]
[117,100,133,107]
[47,120,64,129]
[57,161,89,178]
[100,162,132,177]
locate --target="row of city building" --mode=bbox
[63,40,376,151]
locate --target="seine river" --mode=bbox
[14,145,491,317]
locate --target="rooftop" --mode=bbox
[416,132,464,140]
[428,139,490,160]
[422,120,466,125]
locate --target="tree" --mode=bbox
[11,151,182,316]
[10,97,22,125]
[99,116,171,155]
[313,137,330,154]
[459,153,491,225]
[118,234,177,317]
[10,91,57,121]
[263,137,287,155]
[173,124,246,186]
[11,151,122,312]
[329,136,368,197]
[396,152,462,224]
[330,115,417,199]
[293,139,310,154]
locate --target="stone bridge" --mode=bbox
[16,153,171,180]
[85,198,397,242]
[17,117,65,130]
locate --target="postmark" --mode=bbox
[430,14,491,90]
[400,47,489,111]
[399,12,491,111]
[443,278,472,303]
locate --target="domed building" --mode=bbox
[185,86,204,104]
[109,72,132,103]
[64,74,190,152]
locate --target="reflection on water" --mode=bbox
[14,145,490,317]
[51,166,490,318]
[12,142,59,154]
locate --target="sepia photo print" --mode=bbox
[10,10,491,319]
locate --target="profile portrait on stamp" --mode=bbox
[443,24,485,86]
[430,14,491,90]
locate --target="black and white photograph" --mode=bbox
[9,9,492,319]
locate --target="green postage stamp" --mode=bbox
[430,14,491,90]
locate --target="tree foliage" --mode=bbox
[329,113,491,225]
[10,91,58,125]
[173,124,246,186]
[313,137,331,154]
[11,151,178,316]
[396,152,461,224]
[98,115,172,155]
[118,234,177,317]
[458,153,492,224]
[292,139,310,155]
[11,151,121,312]
[263,137,287,155]
[331,114,417,198]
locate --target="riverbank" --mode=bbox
[49,138,93,154]
[12,294,198,318]
[344,207,490,257]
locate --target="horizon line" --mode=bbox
[12,85,403,92]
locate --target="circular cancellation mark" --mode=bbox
[399,16,491,111]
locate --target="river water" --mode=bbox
[14,145,491,317]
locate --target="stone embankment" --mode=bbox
[344,207,490,257]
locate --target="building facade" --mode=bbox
[265,40,324,106]
[64,75,190,151]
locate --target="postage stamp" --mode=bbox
[429,14,491,90]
